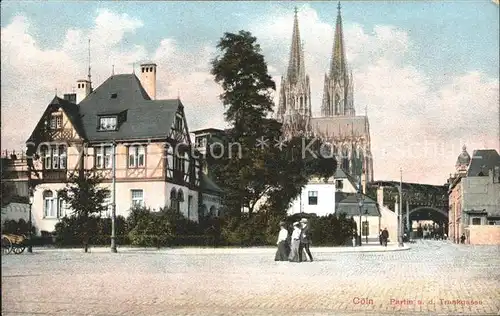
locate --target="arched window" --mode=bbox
[175,190,184,213]
[335,93,341,115]
[170,188,177,210]
[43,190,56,218]
[177,190,184,202]
[183,153,189,178]
[199,204,208,218]
[167,145,173,177]
[341,147,349,171]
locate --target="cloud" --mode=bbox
[1,5,498,186]
[1,9,226,154]
[250,4,499,184]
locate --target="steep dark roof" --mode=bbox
[27,96,86,142]
[200,173,222,195]
[78,74,181,142]
[334,168,358,188]
[335,192,380,216]
[467,149,500,177]
[192,128,226,135]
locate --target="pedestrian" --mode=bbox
[275,221,289,261]
[381,227,389,247]
[379,229,383,246]
[460,233,466,244]
[288,222,302,262]
[299,218,313,262]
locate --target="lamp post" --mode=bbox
[399,168,404,247]
[27,193,34,253]
[357,190,364,246]
[364,209,369,244]
[110,142,117,253]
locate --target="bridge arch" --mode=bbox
[409,206,448,218]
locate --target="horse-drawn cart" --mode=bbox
[2,233,27,255]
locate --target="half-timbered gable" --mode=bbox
[26,96,86,183]
[25,70,221,232]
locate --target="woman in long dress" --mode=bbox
[274,221,289,261]
[288,222,302,262]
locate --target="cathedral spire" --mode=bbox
[330,1,347,78]
[287,7,305,84]
[277,6,312,138]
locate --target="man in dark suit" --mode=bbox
[381,227,389,247]
[299,218,313,262]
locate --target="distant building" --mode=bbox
[448,146,500,245]
[276,5,374,184]
[287,168,386,244]
[1,151,30,223]
[19,63,222,234]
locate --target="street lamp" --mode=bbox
[110,141,118,253]
[364,209,369,244]
[27,193,34,253]
[357,191,364,246]
[398,168,404,247]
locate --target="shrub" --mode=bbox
[2,218,36,236]
[127,208,174,247]
[53,215,128,247]
[285,213,355,246]
[221,213,268,246]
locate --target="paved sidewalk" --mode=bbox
[31,242,410,254]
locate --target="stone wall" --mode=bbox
[466,226,500,245]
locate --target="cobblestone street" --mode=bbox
[2,240,499,316]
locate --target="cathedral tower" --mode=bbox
[277,7,312,138]
[321,2,355,117]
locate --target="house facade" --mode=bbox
[448,147,500,244]
[286,168,384,243]
[25,63,222,234]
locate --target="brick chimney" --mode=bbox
[140,63,157,100]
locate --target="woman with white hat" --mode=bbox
[288,222,302,262]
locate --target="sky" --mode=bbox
[1,1,499,185]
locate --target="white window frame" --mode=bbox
[183,153,189,175]
[98,116,118,131]
[43,191,57,218]
[41,145,67,170]
[308,190,318,205]
[58,198,67,218]
[131,189,144,208]
[50,114,62,130]
[59,146,67,169]
[95,146,112,169]
[128,145,146,168]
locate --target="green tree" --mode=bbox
[57,171,109,252]
[211,30,275,134]
[210,30,278,217]
[210,30,337,219]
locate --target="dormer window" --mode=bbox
[49,114,63,130]
[175,114,183,131]
[98,116,118,131]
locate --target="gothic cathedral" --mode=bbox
[276,4,374,183]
